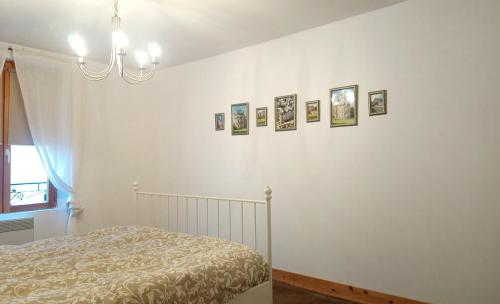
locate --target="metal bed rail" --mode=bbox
[132,182,273,280]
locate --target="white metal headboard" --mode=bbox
[132,182,273,280]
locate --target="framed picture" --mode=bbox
[368,90,387,116]
[231,103,249,135]
[306,100,320,122]
[214,113,225,131]
[330,85,358,127]
[256,107,268,127]
[274,94,297,131]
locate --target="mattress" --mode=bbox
[0,226,268,304]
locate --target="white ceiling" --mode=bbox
[0,0,405,67]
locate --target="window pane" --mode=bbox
[10,145,49,206]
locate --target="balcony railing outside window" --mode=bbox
[10,181,48,206]
[10,145,50,207]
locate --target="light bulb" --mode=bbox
[112,31,129,49]
[148,43,161,62]
[135,50,149,69]
[68,34,87,57]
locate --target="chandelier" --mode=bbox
[68,0,160,84]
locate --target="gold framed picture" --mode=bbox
[274,94,297,131]
[256,107,268,127]
[330,85,358,127]
[306,100,320,123]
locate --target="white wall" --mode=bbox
[75,70,165,233]
[76,0,500,303]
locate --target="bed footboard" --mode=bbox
[132,182,273,281]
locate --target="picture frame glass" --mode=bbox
[231,103,249,135]
[330,86,358,127]
[369,91,387,115]
[215,113,224,131]
[275,95,297,131]
[256,107,267,127]
[306,101,320,122]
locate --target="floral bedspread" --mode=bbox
[0,226,268,304]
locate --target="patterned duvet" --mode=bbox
[0,226,268,304]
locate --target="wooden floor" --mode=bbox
[273,280,357,304]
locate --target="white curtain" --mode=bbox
[14,49,82,233]
[0,54,5,74]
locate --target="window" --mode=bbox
[1,61,56,213]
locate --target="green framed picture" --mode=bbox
[330,85,358,127]
[231,103,249,135]
[368,90,387,116]
[214,113,225,131]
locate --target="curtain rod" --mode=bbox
[0,41,121,70]
[0,41,100,65]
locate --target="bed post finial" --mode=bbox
[264,186,272,281]
[132,181,140,192]
[264,186,272,201]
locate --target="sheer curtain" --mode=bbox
[14,49,83,234]
[0,54,5,74]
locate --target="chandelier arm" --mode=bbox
[78,66,113,80]
[79,47,116,80]
[114,54,156,84]
[122,64,157,82]
[78,65,110,81]
[119,57,157,82]
[123,69,156,83]
[120,76,144,85]
[122,68,156,84]
[121,69,154,85]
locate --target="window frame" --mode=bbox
[1,60,57,213]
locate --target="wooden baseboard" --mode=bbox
[272,269,429,304]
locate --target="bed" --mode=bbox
[0,185,273,304]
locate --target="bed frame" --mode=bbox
[132,182,273,304]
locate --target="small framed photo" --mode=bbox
[275,94,297,131]
[330,85,358,127]
[256,107,268,127]
[368,90,387,116]
[214,113,225,131]
[306,100,320,122]
[231,103,249,135]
